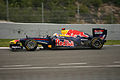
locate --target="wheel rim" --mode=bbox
[94,40,102,48]
[26,41,36,49]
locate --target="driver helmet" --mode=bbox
[53,33,59,37]
[62,28,65,30]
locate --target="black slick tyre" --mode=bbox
[25,39,37,51]
[91,37,103,49]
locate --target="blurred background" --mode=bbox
[0,0,120,24]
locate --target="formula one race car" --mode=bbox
[9,28,107,51]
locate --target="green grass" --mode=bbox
[0,39,120,47]
[0,39,14,47]
[104,40,120,45]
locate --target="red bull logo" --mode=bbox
[55,39,74,47]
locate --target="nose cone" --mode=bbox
[9,40,19,44]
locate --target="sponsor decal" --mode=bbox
[99,34,105,40]
[81,39,88,40]
[37,41,48,44]
[94,30,104,34]
[12,46,21,48]
[55,39,74,47]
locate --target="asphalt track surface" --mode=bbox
[0,46,120,80]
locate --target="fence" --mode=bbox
[0,7,119,24]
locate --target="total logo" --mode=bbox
[55,39,74,47]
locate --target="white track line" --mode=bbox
[0,65,120,70]
[59,63,87,65]
[0,47,10,49]
[2,65,32,67]
[113,61,120,63]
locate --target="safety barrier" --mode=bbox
[0,22,120,40]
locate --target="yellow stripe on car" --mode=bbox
[9,40,17,44]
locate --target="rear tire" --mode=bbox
[25,39,37,51]
[91,37,103,49]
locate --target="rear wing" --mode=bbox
[92,28,107,40]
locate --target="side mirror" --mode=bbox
[26,35,28,38]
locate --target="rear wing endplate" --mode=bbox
[92,28,107,40]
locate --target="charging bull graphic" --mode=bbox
[66,30,89,38]
[60,29,89,38]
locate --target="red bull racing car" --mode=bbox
[9,28,107,51]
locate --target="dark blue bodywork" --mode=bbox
[9,28,107,50]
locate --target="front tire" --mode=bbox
[25,39,37,51]
[91,37,103,49]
